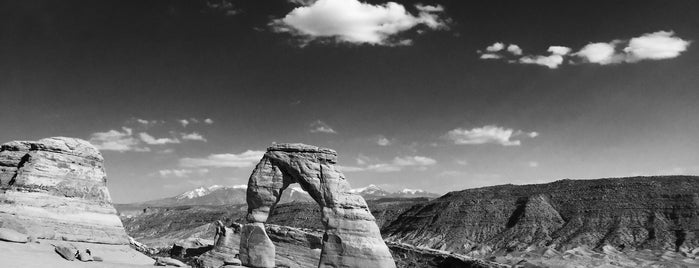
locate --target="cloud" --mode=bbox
[528,161,539,168]
[341,155,436,173]
[180,150,265,168]
[445,125,538,146]
[181,132,207,142]
[507,44,522,55]
[481,31,690,68]
[575,42,622,64]
[139,132,180,145]
[158,168,209,178]
[625,31,691,61]
[310,120,337,134]
[179,119,190,127]
[480,53,502,60]
[486,42,504,52]
[271,0,449,46]
[204,118,214,124]
[376,135,392,146]
[518,46,572,69]
[89,127,150,152]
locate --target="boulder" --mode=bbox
[0,137,129,244]
[155,256,188,267]
[54,244,78,261]
[239,143,396,268]
[0,227,28,243]
[77,249,94,261]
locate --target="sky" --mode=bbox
[1,0,698,203]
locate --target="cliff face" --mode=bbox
[0,137,129,244]
[383,176,699,255]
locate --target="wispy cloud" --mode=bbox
[139,132,180,145]
[179,150,265,168]
[340,155,437,173]
[445,125,538,146]
[158,168,209,178]
[310,120,337,134]
[478,31,691,68]
[376,135,392,146]
[271,0,449,46]
[181,132,207,142]
[89,127,150,152]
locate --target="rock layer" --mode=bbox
[239,143,396,268]
[0,137,129,244]
[383,176,699,256]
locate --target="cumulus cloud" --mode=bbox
[204,118,214,124]
[179,119,190,127]
[271,0,449,46]
[139,132,180,145]
[486,42,504,52]
[310,120,337,134]
[528,161,539,168]
[181,132,207,142]
[158,168,209,178]
[89,127,150,152]
[180,150,265,168]
[481,31,690,68]
[507,44,523,55]
[445,125,538,146]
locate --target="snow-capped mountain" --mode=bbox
[349,184,440,200]
[131,184,314,207]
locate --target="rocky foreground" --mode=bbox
[0,137,153,267]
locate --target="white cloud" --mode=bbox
[445,125,538,146]
[480,31,690,68]
[486,42,504,52]
[139,132,180,145]
[624,31,691,61]
[89,127,150,152]
[575,42,620,64]
[180,150,265,168]
[179,119,190,127]
[204,118,214,124]
[519,54,565,69]
[158,168,209,178]
[507,44,522,55]
[392,156,437,166]
[271,0,448,46]
[310,120,337,134]
[376,135,391,146]
[181,132,207,142]
[528,161,539,168]
[480,53,502,60]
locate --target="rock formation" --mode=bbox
[0,137,129,244]
[383,176,699,256]
[239,143,396,268]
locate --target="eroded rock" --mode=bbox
[0,137,129,244]
[0,227,28,243]
[239,143,396,268]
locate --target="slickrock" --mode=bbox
[383,176,699,256]
[155,256,189,267]
[0,137,129,244]
[0,227,29,243]
[239,143,396,268]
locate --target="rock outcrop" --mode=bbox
[239,143,396,268]
[0,137,129,244]
[383,176,699,256]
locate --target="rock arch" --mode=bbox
[239,143,396,268]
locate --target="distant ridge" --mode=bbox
[383,175,699,256]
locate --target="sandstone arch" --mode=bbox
[239,143,396,268]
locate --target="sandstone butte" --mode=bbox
[239,143,397,268]
[0,137,153,267]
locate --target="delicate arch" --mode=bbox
[239,143,396,268]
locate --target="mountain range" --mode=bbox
[122,184,438,208]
